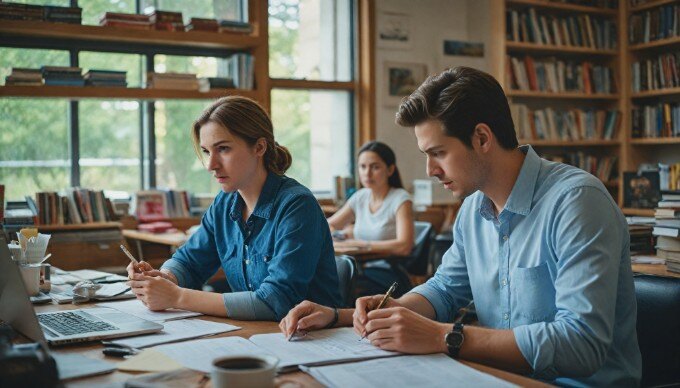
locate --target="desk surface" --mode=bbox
[36,302,546,387]
[122,229,188,247]
[632,263,680,279]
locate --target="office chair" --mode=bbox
[357,221,433,298]
[633,274,680,387]
[335,255,358,308]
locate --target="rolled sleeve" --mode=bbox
[223,291,276,321]
[254,195,328,319]
[513,186,623,379]
[408,215,472,322]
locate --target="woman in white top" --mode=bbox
[329,141,414,256]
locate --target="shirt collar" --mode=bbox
[228,171,283,221]
[479,145,540,219]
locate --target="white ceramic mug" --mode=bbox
[19,263,41,296]
[211,355,278,388]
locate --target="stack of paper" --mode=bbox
[97,299,202,322]
[106,319,240,349]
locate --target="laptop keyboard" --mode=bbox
[38,311,119,336]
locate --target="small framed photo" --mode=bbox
[442,40,484,57]
[377,12,412,49]
[383,61,427,107]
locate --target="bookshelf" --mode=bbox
[0,2,270,107]
[492,0,680,215]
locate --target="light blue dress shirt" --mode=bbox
[161,172,342,321]
[411,145,641,386]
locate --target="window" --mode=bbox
[269,0,355,193]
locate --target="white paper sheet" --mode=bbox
[107,319,241,348]
[97,299,202,322]
[249,327,396,368]
[303,354,517,388]
[153,336,272,373]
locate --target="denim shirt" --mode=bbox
[411,145,641,386]
[161,172,342,320]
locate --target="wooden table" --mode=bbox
[122,229,187,261]
[632,263,680,279]
[35,302,547,387]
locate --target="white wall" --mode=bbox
[373,0,490,191]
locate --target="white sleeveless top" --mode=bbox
[346,187,411,242]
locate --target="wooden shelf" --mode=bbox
[622,208,655,217]
[0,85,259,100]
[507,90,619,99]
[36,222,121,232]
[629,137,680,145]
[631,87,680,98]
[630,0,678,13]
[519,139,620,146]
[629,36,680,51]
[0,20,260,50]
[506,41,617,55]
[506,0,617,16]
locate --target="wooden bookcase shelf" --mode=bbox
[36,222,121,232]
[631,87,680,98]
[629,35,680,51]
[0,20,262,50]
[629,137,680,145]
[506,90,620,100]
[0,85,259,100]
[506,0,618,16]
[630,0,679,13]
[505,41,618,55]
[519,139,621,146]
[622,208,655,217]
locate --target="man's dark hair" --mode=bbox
[395,66,518,150]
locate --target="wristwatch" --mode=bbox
[444,322,464,358]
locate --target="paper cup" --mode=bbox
[211,355,278,388]
[19,263,41,296]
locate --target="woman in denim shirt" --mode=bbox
[127,96,342,320]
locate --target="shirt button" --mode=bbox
[248,283,253,289]
[503,313,509,320]
[245,259,250,265]
[503,235,509,241]
[501,278,507,286]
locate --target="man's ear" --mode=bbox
[473,124,493,152]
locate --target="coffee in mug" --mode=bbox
[211,355,278,388]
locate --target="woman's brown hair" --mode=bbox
[191,96,292,175]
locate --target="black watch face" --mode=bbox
[446,332,464,348]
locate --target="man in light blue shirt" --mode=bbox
[279,67,641,386]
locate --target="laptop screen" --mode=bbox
[0,236,49,347]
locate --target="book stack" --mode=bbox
[186,17,219,32]
[231,54,254,90]
[2,198,37,229]
[43,5,82,24]
[629,4,679,45]
[653,191,680,273]
[0,2,44,21]
[630,224,655,256]
[41,66,84,86]
[36,189,116,225]
[543,152,617,183]
[150,10,185,32]
[506,56,615,94]
[218,19,253,34]
[510,103,619,141]
[133,190,191,222]
[631,52,680,93]
[5,68,43,86]
[147,72,199,90]
[84,70,127,87]
[99,12,152,30]
[506,8,617,50]
[631,103,680,138]
[198,77,235,92]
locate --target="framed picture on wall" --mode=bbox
[376,11,412,49]
[383,61,427,107]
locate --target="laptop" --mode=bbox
[0,238,163,346]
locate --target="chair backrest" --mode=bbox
[405,221,433,275]
[335,255,358,308]
[634,274,680,387]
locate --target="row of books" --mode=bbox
[506,56,616,94]
[99,11,251,34]
[5,67,127,87]
[629,4,679,45]
[147,72,246,92]
[543,152,617,182]
[631,103,680,138]
[631,52,680,93]
[652,191,680,273]
[0,2,81,24]
[659,163,680,192]
[510,104,619,141]
[35,189,116,225]
[133,190,191,222]
[506,8,617,49]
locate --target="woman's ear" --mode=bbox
[254,138,267,157]
[387,164,396,177]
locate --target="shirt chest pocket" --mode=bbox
[510,262,556,323]
[245,246,273,289]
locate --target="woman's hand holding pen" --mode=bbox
[126,261,178,284]
[279,301,335,338]
[128,274,182,311]
[363,307,449,354]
